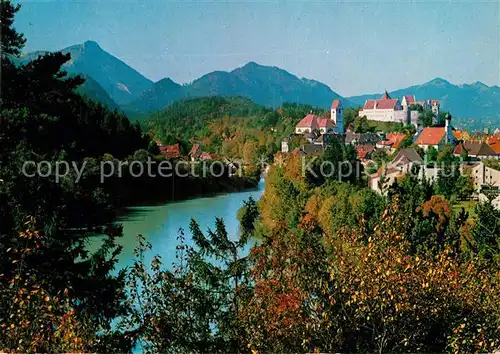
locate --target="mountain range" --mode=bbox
[17,41,500,127]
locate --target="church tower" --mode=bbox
[331,99,344,134]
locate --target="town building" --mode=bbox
[294,99,344,136]
[369,148,423,193]
[159,143,181,159]
[345,131,382,145]
[359,92,439,127]
[355,145,376,161]
[453,141,499,160]
[467,162,500,192]
[414,115,454,150]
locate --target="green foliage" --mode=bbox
[343,107,359,130]
[0,1,26,58]
[419,110,435,127]
[354,115,370,133]
[470,200,500,259]
[123,219,251,353]
[409,103,423,112]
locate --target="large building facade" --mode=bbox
[294,99,344,135]
[359,92,439,126]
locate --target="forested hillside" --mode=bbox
[143,96,330,161]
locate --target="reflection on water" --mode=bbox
[89,179,265,272]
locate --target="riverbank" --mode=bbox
[90,178,265,270]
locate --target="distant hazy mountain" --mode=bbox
[122,77,185,115]
[347,78,500,125]
[18,42,499,126]
[76,74,120,111]
[19,41,153,105]
[126,62,350,115]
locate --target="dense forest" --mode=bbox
[1,2,499,353]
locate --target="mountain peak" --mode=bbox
[83,40,101,49]
[472,81,488,89]
[426,77,451,86]
[242,61,261,68]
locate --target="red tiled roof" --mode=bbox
[386,133,406,149]
[296,114,319,129]
[431,100,440,105]
[160,143,180,159]
[403,95,415,104]
[454,141,498,156]
[331,99,340,109]
[356,145,375,159]
[489,142,500,154]
[488,136,500,153]
[362,100,376,110]
[362,98,399,110]
[415,127,446,145]
[376,98,399,109]
[317,117,335,128]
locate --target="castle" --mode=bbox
[359,92,439,126]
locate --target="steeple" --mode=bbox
[381,90,391,99]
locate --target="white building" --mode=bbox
[359,92,440,127]
[294,99,344,135]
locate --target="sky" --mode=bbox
[13,0,500,96]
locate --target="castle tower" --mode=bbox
[331,99,344,134]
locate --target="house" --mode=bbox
[159,143,180,159]
[453,141,499,160]
[468,162,500,192]
[188,144,201,161]
[386,133,406,150]
[391,148,424,171]
[294,99,344,136]
[355,145,375,161]
[414,115,454,151]
[375,140,394,150]
[295,114,320,134]
[345,131,382,146]
[369,167,405,194]
[295,115,337,135]
[368,148,423,194]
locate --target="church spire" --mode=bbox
[382,90,391,99]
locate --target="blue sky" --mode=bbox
[14,0,500,96]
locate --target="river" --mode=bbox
[91,178,265,272]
